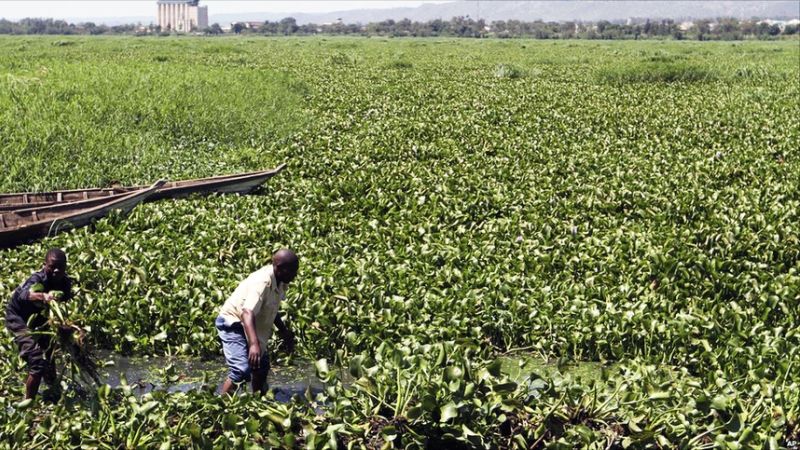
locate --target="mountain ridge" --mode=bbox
[209,1,799,25]
[39,1,800,27]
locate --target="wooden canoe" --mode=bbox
[0,164,286,212]
[0,180,165,248]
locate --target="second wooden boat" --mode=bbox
[0,164,286,211]
[0,180,166,248]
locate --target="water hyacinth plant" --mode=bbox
[0,36,798,448]
[28,282,101,385]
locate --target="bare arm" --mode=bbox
[28,292,54,302]
[274,313,295,354]
[19,274,53,303]
[274,313,288,333]
[241,308,262,369]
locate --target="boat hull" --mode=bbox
[0,164,286,211]
[0,180,166,248]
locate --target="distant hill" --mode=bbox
[209,1,800,25]
[59,16,154,27]
[59,1,800,27]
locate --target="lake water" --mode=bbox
[96,351,326,402]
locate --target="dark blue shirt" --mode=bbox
[5,269,73,333]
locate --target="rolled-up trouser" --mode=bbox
[12,329,54,378]
[215,316,269,383]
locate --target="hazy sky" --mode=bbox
[0,1,453,20]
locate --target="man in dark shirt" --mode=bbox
[5,248,73,399]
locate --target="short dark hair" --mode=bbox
[272,248,298,269]
[45,248,66,263]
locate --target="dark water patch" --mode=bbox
[499,355,618,384]
[97,352,326,402]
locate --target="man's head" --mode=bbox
[44,248,67,282]
[272,249,299,284]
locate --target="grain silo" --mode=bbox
[157,0,208,32]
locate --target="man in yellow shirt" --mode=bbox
[215,249,298,394]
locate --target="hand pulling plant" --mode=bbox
[29,283,101,386]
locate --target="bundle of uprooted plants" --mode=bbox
[30,284,102,385]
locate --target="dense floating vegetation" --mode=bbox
[0,36,798,448]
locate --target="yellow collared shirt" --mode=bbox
[218,265,286,349]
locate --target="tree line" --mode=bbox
[1,16,797,39]
[0,19,138,35]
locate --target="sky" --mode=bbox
[0,1,453,21]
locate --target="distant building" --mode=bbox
[230,21,263,30]
[759,18,800,31]
[157,0,208,32]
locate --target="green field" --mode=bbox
[0,36,798,448]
